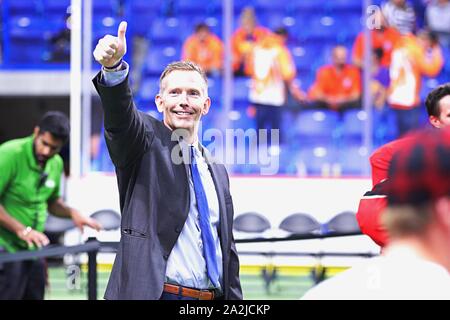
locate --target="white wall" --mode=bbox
[65,173,380,266]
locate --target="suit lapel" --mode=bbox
[156,129,191,255]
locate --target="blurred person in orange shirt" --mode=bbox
[244,27,304,139]
[370,48,391,110]
[387,29,443,136]
[182,23,224,77]
[352,10,401,68]
[232,6,272,76]
[308,46,362,112]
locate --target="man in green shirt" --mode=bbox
[0,111,101,300]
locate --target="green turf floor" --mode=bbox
[44,266,317,300]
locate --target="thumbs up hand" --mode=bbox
[93,21,127,68]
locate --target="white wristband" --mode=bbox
[21,226,32,237]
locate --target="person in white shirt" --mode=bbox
[302,127,450,300]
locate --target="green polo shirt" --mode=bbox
[0,135,63,252]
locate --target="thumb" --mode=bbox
[118,21,127,41]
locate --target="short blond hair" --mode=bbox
[159,60,208,92]
[382,204,433,238]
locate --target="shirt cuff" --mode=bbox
[100,61,129,87]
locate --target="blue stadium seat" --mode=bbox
[144,45,181,76]
[373,108,398,147]
[338,144,369,176]
[92,0,118,17]
[231,0,253,13]
[138,76,160,101]
[8,15,51,39]
[259,12,292,30]
[328,0,362,13]
[334,13,363,34]
[8,16,51,64]
[207,77,222,102]
[149,17,186,43]
[127,0,163,11]
[91,128,115,172]
[297,144,338,176]
[7,0,43,15]
[291,44,325,72]
[176,0,218,15]
[179,14,222,38]
[294,109,339,143]
[303,15,338,41]
[43,0,70,12]
[93,15,119,33]
[290,1,327,13]
[292,72,315,93]
[233,77,250,104]
[253,0,287,12]
[228,104,255,131]
[42,0,70,23]
[341,109,366,143]
[124,0,159,36]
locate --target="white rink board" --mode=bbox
[65,173,379,266]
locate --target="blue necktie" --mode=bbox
[190,146,220,288]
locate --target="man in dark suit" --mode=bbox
[92,21,242,300]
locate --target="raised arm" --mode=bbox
[92,21,151,168]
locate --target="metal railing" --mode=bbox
[0,231,377,300]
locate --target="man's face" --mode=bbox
[430,95,450,129]
[155,70,211,138]
[332,47,347,68]
[197,28,209,42]
[33,129,64,166]
[392,0,405,7]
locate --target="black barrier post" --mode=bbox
[87,237,98,300]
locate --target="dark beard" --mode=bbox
[33,143,47,167]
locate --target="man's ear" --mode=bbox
[429,115,442,129]
[155,94,164,113]
[434,197,450,230]
[201,97,211,115]
[33,126,40,137]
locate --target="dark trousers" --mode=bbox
[255,103,282,131]
[392,107,421,138]
[254,103,283,144]
[0,258,46,300]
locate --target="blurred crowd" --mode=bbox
[177,1,447,138]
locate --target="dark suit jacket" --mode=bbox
[93,73,242,300]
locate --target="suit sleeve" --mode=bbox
[228,235,243,299]
[92,72,152,168]
[356,186,389,248]
[221,166,243,300]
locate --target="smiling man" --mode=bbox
[92,21,242,300]
[0,111,101,300]
[154,62,211,144]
